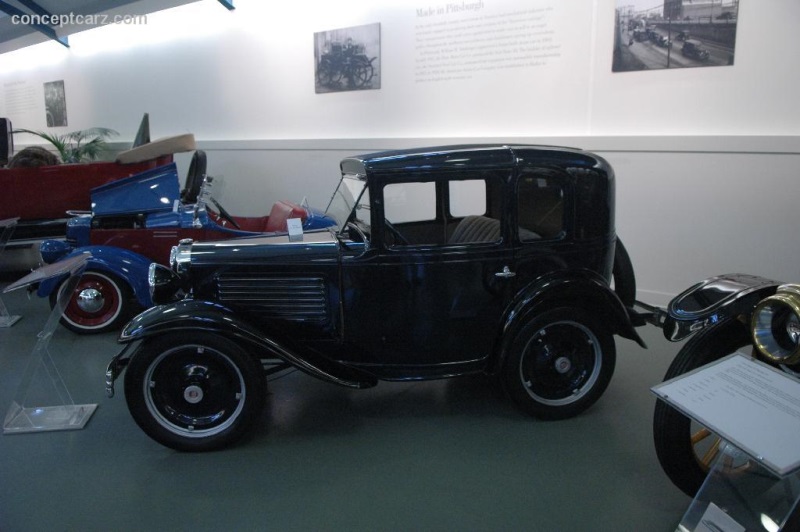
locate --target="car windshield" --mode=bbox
[324,174,369,232]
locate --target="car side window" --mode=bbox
[384,182,435,223]
[446,179,500,245]
[517,171,565,241]
[449,180,486,217]
[382,176,501,247]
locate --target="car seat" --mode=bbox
[448,215,501,244]
[265,200,307,233]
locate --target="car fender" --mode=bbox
[495,270,645,371]
[663,273,780,342]
[116,299,378,390]
[37,246,154,307]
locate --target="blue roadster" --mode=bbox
[33,150,334,333]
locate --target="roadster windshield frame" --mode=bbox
[324,173,369,233]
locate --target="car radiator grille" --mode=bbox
[216,275,329,321]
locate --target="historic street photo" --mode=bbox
[613,0,739,72]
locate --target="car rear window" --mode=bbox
[517,172,565,241]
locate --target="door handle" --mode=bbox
[495,266,516,278]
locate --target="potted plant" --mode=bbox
[13,127,118,164]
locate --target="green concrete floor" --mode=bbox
[0,285,690,531]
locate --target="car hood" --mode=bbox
[91,163,180,217]
[187,229,340,266]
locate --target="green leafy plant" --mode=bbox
[13,127,119,163]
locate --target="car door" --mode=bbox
[339,170,516,371]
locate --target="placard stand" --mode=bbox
[0,217,22,327]
[676,445,800,532]
[3,253,98,434]
[652,353,800,531]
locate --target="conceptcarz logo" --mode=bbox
[10,13,148,28]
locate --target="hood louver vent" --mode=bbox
[216,274,328,321]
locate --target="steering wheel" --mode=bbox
[210,197,241,229]
[384,219,409,245]
[346,222,368,243]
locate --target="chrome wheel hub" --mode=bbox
[183,385,204,404]
[554,356,572,374]
[77,288,104,313]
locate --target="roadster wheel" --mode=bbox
[503,308,615,419]
[124,332,266,451]
[52,271,132,334]
[653,318,751,497]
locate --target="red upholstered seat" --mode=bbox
[265,201,306,232]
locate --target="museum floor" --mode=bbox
[0,283,692,531]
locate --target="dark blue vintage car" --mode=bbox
[34,151,334,333]
[106,144,642,451]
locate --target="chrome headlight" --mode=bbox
[171,238,193,275]
[149,263,183,304]
[752,284,800,365]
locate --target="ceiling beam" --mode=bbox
[0,0,69,48]
[14,0,51,17]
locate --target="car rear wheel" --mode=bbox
[124,332,266,451]
[51,271,133,334]
[503,308,616,420]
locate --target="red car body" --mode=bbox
[0,156,172,240]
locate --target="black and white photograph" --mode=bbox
[43,80,67,127]
[613,0,739,72]
[314,22,381,93]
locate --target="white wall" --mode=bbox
[4,0,797,139]
[1,0,799,304]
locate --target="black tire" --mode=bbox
[350,58,374,88]
[653,318,750,497]
[51,271,134,334]
[124,332,266,451]
[503,308,616,420]
[317,57,341,87]
[612,238,636,308]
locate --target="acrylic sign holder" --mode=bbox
[653,353,800,531]
[3,253,98,434]
[675,442,800,532]
[0,217,22,327]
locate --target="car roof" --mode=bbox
[340,144,606,178]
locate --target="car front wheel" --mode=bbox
[653,318,751,497]
[503,308,616,420]
[124,332,266,451]
[51,271,133,334]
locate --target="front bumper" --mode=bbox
[105,341,140,398]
